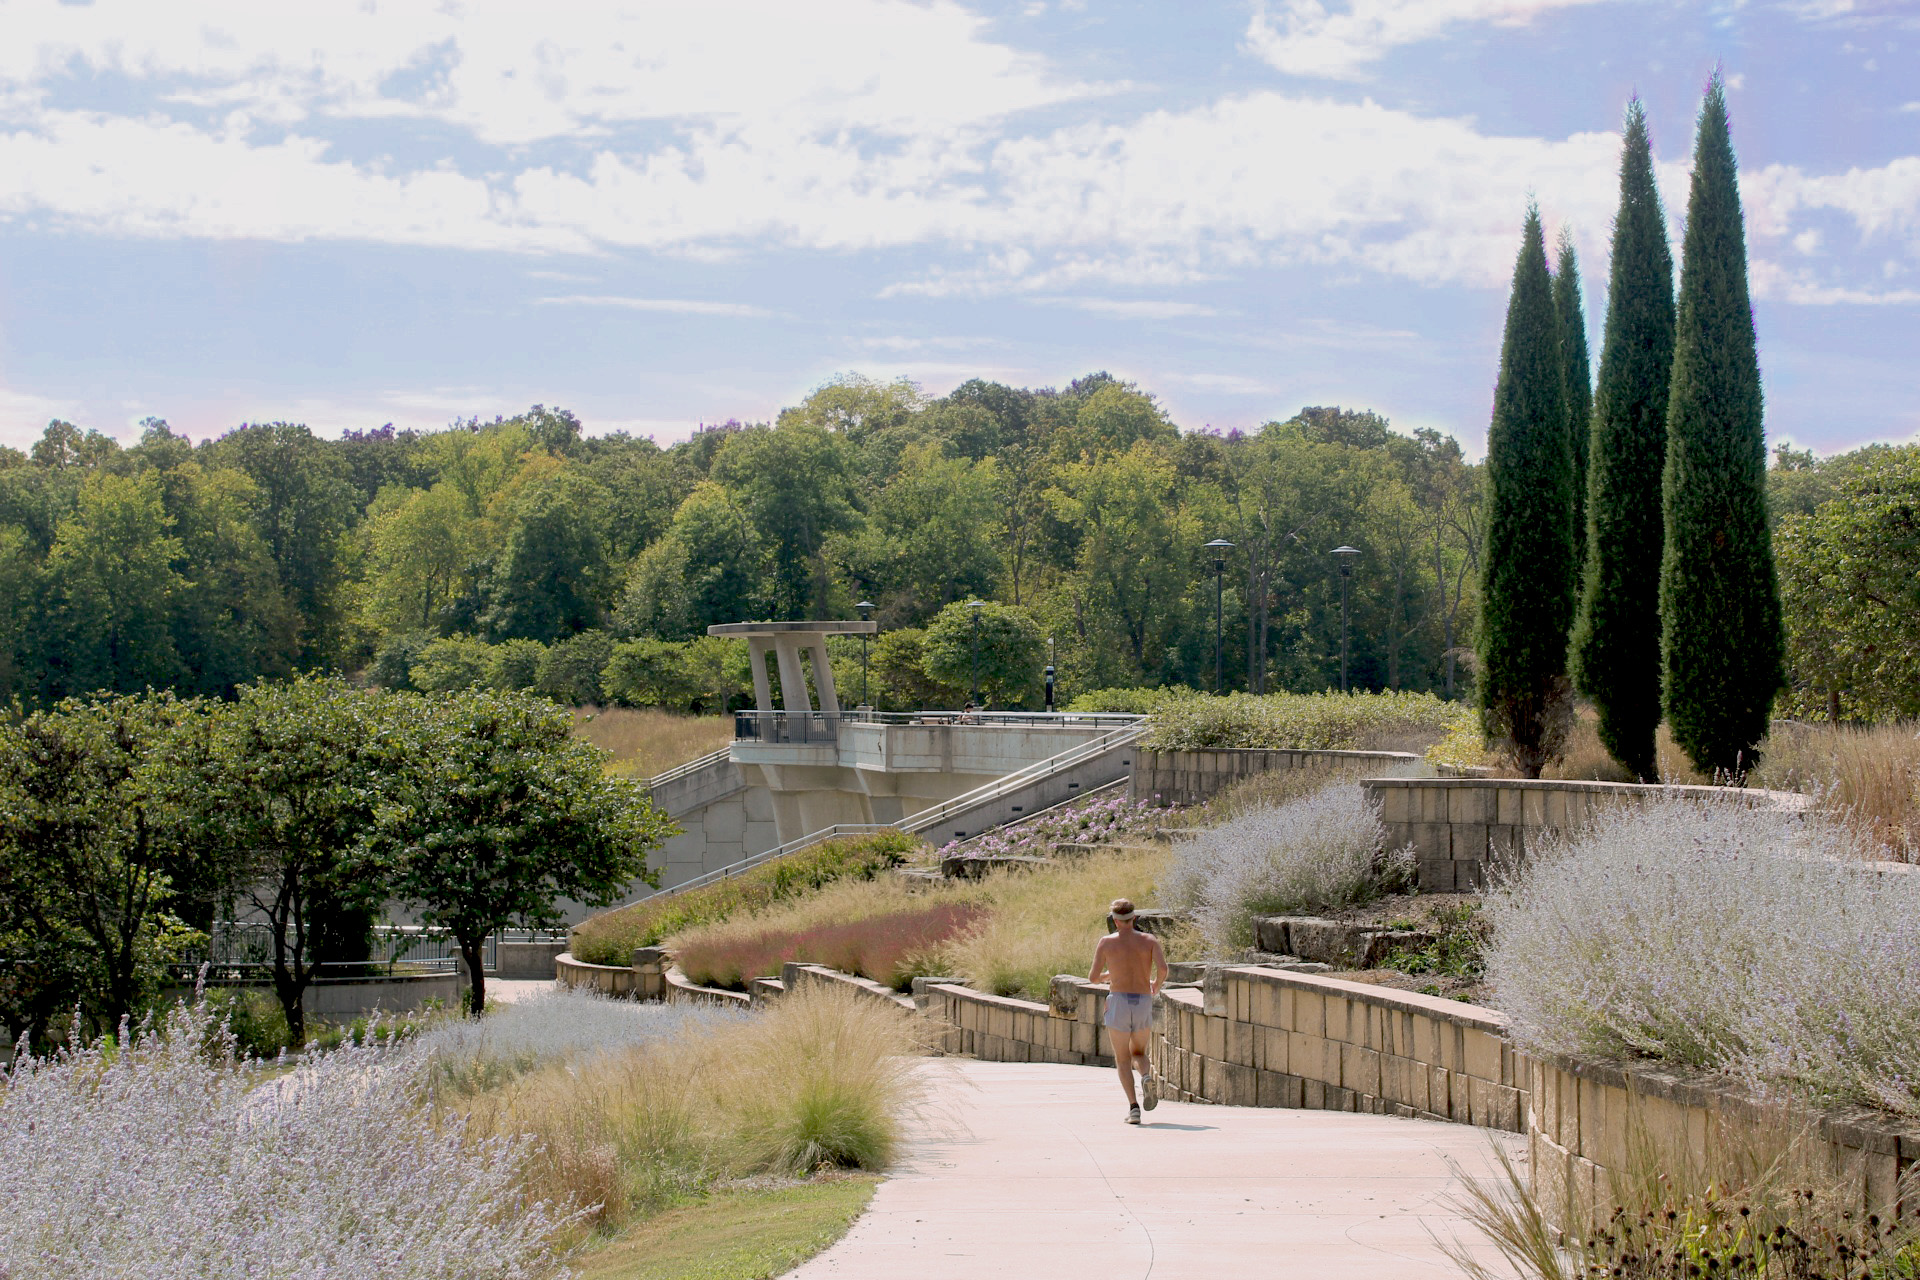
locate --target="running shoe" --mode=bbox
[1140,1072,1160,1111]
[1126,1104,1142,1125]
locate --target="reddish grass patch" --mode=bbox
[676,903,983,991]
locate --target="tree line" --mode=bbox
[0,384,1488,711]
[1479,78,1788,780]
[0,678,671,1046]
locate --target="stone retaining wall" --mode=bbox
[1129,747,1420,807]
[920,981,1115,1067]
[1152,967,1524,1129]
[1366,777,1808,892]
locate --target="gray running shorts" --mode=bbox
[1104,991,1153,1033]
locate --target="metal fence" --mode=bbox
[172,923,568,981]
[732,709,1139,744]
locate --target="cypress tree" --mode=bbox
[1660,76,1785,775]
[1479,206,1578,778]
[1570,99,1675,781]
[1553,230,1594,575]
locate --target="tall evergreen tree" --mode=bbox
[1571,99,1676,780]
[1660,76,1785,775]
[1553,230,1594,574]
[1479,207,1578,777]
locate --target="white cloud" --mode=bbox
[533,295,774,317]
[1244,0,1611,80]
[1749,259,1920,304]
[0,383,83,450]
[1037,297,1222,318]
[1160,371,1277,394]
[0,0,1093,145]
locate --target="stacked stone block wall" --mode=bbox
[1151,968,1524,1131]
[1130,747,1420,807]
[1367,778,1807,892]
[922,982,1114,1067]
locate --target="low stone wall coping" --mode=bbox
[928,983,1052,1016]
[1368,777,1807,807]
[1223,965,1509,1034]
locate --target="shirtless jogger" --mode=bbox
[1088,897,1170,1125]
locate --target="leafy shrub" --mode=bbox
[368,629,434,691]
[0,998,570,1279]
[675,897,983,990]
[1066,685,1200,714]
[535,629,614,705]
[603,637,706,710]
[198,987,292,1058]
[570,831,922,966]
[410,633,494,692]
[1484,797,1920,1115]
[1164,782,1412,954]
[1145,690,1459,752]
[489,637,546,692]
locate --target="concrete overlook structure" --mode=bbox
[578,620,1144,917]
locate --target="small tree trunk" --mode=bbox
[460,936,487,1015]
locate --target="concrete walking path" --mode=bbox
[787,1060,1522,1280]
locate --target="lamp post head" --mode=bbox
[856,600,874,619]
[1204,539,1235,550]
[967,599,987,609]
[1330,545,1360,576]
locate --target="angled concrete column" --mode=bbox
[808,644,841,714]
[748,637,775,713]
[773,636,813,713]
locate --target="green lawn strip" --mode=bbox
[569,1175,880,1280]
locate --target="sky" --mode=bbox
[0,0,1914,459]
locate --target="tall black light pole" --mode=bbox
[967,600,986,708]
[856,600,874,707]
[1204,539,1234,694]
[1044,635,1055,712]
[1331,546,1360,693]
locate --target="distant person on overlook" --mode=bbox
[1089,897,1169,1124]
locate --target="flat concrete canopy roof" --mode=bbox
[707,620,877,636]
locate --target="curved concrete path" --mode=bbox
[788,1060,1522,1280]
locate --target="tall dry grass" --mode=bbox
[457,984,920,1230]
[571,707,733,781]
[1751,721,1920,860]
[938,845,1190,999]
[667,878,984,988]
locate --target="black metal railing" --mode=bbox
[732,709,1140,744]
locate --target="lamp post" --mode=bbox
[1204,539,1234,694]
[967,599,986,709]
[1330,546,1361,693]
[1044,635,1055,712]
[856,600,874,708]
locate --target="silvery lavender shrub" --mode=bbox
[0,1000,573,1280]
[419,988,744,1092]
[1485,797,1920,1116]
[1166,783,1409,954]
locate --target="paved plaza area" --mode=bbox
[788,1059,1521,1280]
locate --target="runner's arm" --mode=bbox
[1088,937,1109,985]
[1150,935,1169,995]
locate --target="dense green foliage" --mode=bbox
[1553,229,1593,575]
[1776,447,1920,722]
[1571,100,1676,781]
[1478,208,1579,776]
[1141,689,1458,751]
[569,831,921,967]
[1659,78,1785,774]
[0,682,670,1043]
[0,383,1483,711]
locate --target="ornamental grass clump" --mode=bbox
[420,988,743,1093]
[1485,797,1920,1116]
[1165,782,1412,955]
[0,999,570,1280]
